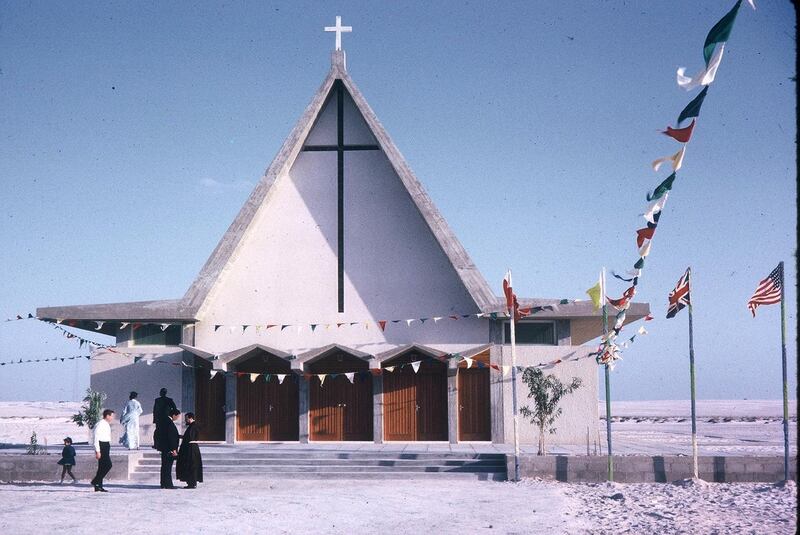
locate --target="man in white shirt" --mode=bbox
[91,409,115,492]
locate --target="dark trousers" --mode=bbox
[91,442,112,487]
[60,465,75,481]
[160,451,175,488]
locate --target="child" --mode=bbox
[57,437,77,484]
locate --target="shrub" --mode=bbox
[72,388,107,430]
[519,368,582,455]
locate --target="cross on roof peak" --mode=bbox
[324,16,352,51]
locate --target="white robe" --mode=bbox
[119,399,143,449]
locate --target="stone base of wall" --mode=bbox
[0,454,136,483]
[510,455,798,483]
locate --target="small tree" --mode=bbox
[72,388,107,430]
[519,368,582,455]
[26,431,46,455]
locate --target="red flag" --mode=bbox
[377,320,387,331]
[636,227,656,248]
[662,119,695,143]
[503,271,531,322]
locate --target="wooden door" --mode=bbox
[193,360,226,441]
[264,374,299,441]
[236,353,298,441]
[383,356,447,441]
[308,353,372,441]
[458,367,491,441]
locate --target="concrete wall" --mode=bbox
[193,97,488,357]
[499,345,599,446]
[0,453,135,482]
[90,347,185,445]
[513,454,798,483]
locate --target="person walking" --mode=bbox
[91,409,115,492]
[176,412,203,489]
[57,437,77,484]
[152,388,177,450]
[158,408,181,489]
[119,391,143,450]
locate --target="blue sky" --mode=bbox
[0,1,795,401]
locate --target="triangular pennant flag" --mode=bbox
[464,357,474,369]
[250,373,259,383]
[652,146,686,173]
[703,0,742,66]
[433,317,442,323]
[677,43,725,90]
[420,318,428,323]
[644,314,654,321]
[209,370,219,380]
[281,325,290,331]
[255,325,262,333]
[345,372,355,384]
[146,359,153,366]
[242,325,250,333]
[489,313,498,320]
[120,322,130,330]
[637,326,648,336]
[94,321,105,330]
[405,319,414,326]
[318,374,327,386]
[181,360,190,367]
[449,315,459,320]
[160,323,171,331]
[214,324,221,331]
[662,119,696,144]
[132,323,142,331]
[411,361,421,373]
[266,324,277,330]
[377,320,387,332]
[635,227,656,248]
[646,173,676,202]
[384,366,395,373]
[677,86,709,126]
[586,281,602,311]
[633,258,645,270]
[264,374,271,383]
[638,241,653,258]
[643,194,669,224]
[325,324,331,330]
[277,374,287,384]
[133,356,143,363]
[336,323,345,328]
[310,324,318,332]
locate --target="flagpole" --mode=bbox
[602,267,613,481]
[687,267,698,479]
[779,260,789,481]
[508,269,521,482]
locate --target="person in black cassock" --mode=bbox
[152,387,177,450]
[157,408,180,489]
[176,412,203,489]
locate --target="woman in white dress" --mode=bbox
[119,391,143,450]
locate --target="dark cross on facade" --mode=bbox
[301,80,380,313]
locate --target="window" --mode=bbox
[503,322,556,345]
[131,324,181,346]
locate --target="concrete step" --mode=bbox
[137,458,505,467]
[139,452,505,460]
[129,471,506,481]
[135,464,504,473]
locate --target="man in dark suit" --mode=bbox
[157,408,181,489]
[152,387,177,450]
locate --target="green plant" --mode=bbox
[519,368,582,456]
[72,388,107,430]
[26,431,46,455]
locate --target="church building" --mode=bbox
[37,22,648,447]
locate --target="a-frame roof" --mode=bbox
[181,50,497,316]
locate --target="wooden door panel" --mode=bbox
[237,374,266,441]
[417,369,448,441]
[308,353,372,441]
[383,367,416,441]
[458,368,491,441]
[265,376,299,441]
[309,377,342,441]
[194,364,226,441]
[343,373,373,441]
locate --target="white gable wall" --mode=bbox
[195,90,487,355]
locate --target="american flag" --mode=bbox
[748,263,783,317]
[666,267,691,319]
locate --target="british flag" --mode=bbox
[748,263,783,317]
[666,267,691,319]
